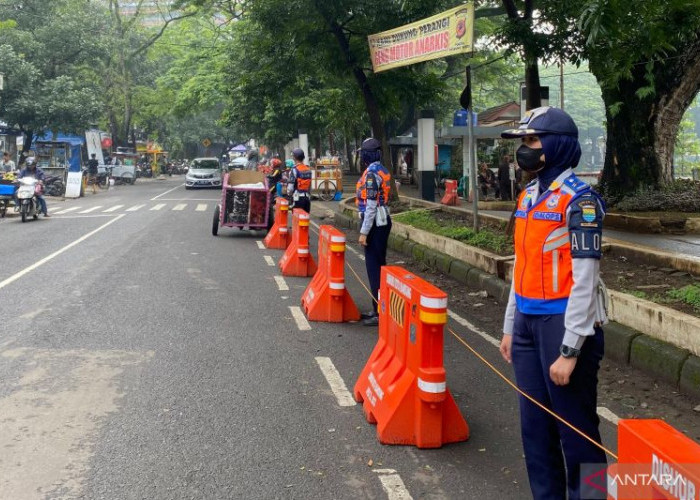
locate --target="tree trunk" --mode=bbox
[524,50,541,110]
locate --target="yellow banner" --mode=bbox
[368,3,475,73]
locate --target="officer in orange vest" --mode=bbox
[287,148,312,213]
[499,107,607,500]
[356,138,392,326]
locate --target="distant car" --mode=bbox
[185,158,222,189]
[228,157,248,170]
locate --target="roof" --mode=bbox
[477,101,521,125]
[34,132,85,146]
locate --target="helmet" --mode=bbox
[25,157,36,167]
[270,158,282,169]
[292,148,305,161]
[285,159,294,168]
[501,106,578,139]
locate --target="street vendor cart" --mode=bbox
[212,170,271,235]
[312,156,343,201]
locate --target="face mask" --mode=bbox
[516,144,545,173]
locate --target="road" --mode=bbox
[0,178,668,499]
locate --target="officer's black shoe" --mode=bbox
[360,311,376,320]
[363,315,379,327]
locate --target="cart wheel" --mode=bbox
[212,206,220,236]
[316,180,336,202]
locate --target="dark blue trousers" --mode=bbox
[363,216,392,306]
[512,311,606,500]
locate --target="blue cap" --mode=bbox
[360,138,381,151]
[292,148,305,160]
[501,106,578,139]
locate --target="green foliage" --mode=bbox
[667,284,700,312]
[394,209,513,254]
[609,180,700,213]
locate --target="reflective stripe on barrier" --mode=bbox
[263,198,290,249]
[300,225,360,323]
[279,208,317,277]
[354,266,469,448]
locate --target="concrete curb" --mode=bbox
[333,209,700,399]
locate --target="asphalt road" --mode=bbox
[0,178,623,499]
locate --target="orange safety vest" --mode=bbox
[293,164,312,192]
[355,162,391,211]
[513,173,590,314]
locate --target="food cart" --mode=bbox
[111,151,139,184]
[212,170,271,235]
[312,156,343,201]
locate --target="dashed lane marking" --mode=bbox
[274,276,289,291]
[314,357,356,407]
[264,256,275,266]
[256,240,265,250]
[53,207,81,215]
[78,206,102,214]
[126,204,145,212]
[150,203,166,211]
[447,310,500,348]
[195,204,208,212]
[172,204,187,211]
[597,406,620,425]
[289,306,311,331]
[374,469,413,500]
[103,205,124,213]
[151,183,183,201]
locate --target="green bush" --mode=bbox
[609,180,700,213]
[394,209,513,254]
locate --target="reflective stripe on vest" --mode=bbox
[294,164,312,192]
[513,175,590,315]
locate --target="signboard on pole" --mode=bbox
[85,129,105,165]
[65,171,83,198]
[368,3,474,73]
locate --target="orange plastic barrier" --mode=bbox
[603,419,700,500]
[300,226,360,322]
[263,198,290,249]
[279,208,317,277]
[441,179,460,206]
[353,266,469,448]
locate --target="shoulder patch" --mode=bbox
[564,175,589,192]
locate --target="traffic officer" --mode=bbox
[356,138,392,327]
[286,148,312,213]
[499,107,607,499]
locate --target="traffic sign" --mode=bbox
[202,138,212,147]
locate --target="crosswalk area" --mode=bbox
[53,202,216,215]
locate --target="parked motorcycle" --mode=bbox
[44,175,64,197]
[17,176,42,222]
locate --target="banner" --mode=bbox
[65,171,83,198]
[84,129,105,165]
[368,3,475,73]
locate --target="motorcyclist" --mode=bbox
[18,157,49,217]
[246,149,259,171]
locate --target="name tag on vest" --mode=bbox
[532,211,562,222]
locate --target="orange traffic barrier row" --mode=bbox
[263,198,290,249]
[353,266,469,448]
[441,179,460,206]
[301,226,360,323]
[279,209,317,277]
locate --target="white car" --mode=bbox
[185,158,222,189]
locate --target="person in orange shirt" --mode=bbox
[499,107,607,500]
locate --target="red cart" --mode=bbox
[212,170,271,235]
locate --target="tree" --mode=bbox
[675,116,700,177]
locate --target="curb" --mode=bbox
[334,210,700,399]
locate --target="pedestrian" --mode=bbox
[18,157,49,217]
[2,152,16,173]
[87,153,100,194]
[498,154,512,201]
[499,106,607,500]
[478,162,497,198]
[355,138,392,327]
[266,158,284,230]
[286,148,312,213]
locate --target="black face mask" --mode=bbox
[516,144,545,173]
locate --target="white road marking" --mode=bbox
[103,205,124,213]
[310,219,366,261]
[151,184,183,200]
[0,215,125,291]
[374,469,413,500]
[256,240,265,249]
[314,357,356,407]
[126,204,145,212]
[150,203,166,211]
[172,204,187,211]
[274,276,289,291]
[289,306,311,331]
[447,310,500,348]
[195,204,208,212]
[53,206,81,215]
[597,406,620,425]
[264,256,275,266]
[78,206,103,214]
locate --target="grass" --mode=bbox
[394,209,513,254]
[667,284,700,312]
